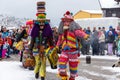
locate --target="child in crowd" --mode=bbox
[0,32,4,59]
[2,39,9,58]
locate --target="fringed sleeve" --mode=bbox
[56,34,62,47]
[74,29,88,39]
[29,37,35,50]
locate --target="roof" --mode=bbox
[99,0,120,8]
[81,10,103,14]
[75,17,120,21]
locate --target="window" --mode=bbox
[112,13,116,17]
[102,10,106,17]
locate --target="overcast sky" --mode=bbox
[0,0,101,26]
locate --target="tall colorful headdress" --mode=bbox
[35,1,50,25]
[31,1,52,38]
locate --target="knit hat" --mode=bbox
[26,20,33,25]
[61,11,73,22]
[109,26,113,29]
[35,1,50,25]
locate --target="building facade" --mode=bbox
[100,0,120,18]
[102,8,120,17]
[73,10,102,20]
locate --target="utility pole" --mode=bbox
[98,0,102,9]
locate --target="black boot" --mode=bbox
[20,52,23,62]
[28,67,34,70]
[41,77,45,80]
[50,64,57,69]
[7,55,11,58]
[35,72,39,79]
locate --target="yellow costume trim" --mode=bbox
[69,67,78,70]
[59,62,66,65]
[67,36,76,42]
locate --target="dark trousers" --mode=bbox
[20,51,23,62]
[92,44,99,55]
[0,45,3,58]
[99,42,105,55]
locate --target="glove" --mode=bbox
[55,46,59,51]
[84,35,89,40]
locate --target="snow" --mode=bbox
[102,66,120,80]
[0,14,28,28]
[99,0,120,8]
[83,69,120,80]
[102,66,120,73]
[0,61,34,80]
[80,55,119,60]
[75,17,120,30]
[0,61,90,80]
[81,10,103,14]
[46,66,92,80]
[0,55,120,80]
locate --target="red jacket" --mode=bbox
[6,37,12,46]
[0,37,4,46]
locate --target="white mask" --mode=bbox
[63,26,69,30]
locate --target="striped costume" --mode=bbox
[57,30,87,79]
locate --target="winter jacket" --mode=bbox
[2,32,9,39]
[106,35,114,43]
[99,33,105,43]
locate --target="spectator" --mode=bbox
[106,31,114,55]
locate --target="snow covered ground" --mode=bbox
[80,55,119,60]
[0,61,90,80]
[0,55,120,80]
